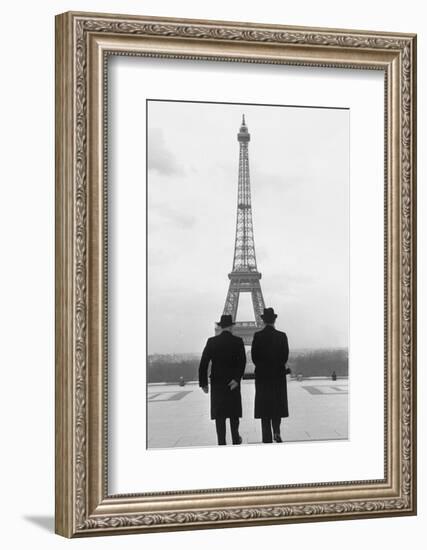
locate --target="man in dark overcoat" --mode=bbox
[199,315,246,445]
[251,308,291,443]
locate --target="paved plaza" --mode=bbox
[147,378,348,449]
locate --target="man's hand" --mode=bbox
[201,386,209,394]
[228,379,239,391]
[285,367,292,375]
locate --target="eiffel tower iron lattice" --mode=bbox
[216,115,266,345]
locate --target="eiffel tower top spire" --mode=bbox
[237,114,250,143]
[232,115,258,272]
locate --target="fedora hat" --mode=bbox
[261,307,278,322]
[216,314,235,328]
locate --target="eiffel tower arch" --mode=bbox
[216,115,266,345]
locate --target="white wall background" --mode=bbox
[0,0,424,548]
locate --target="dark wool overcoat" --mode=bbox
[251,325,290,419]
[199,331,246,419]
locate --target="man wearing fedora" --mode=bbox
[199,315,246,445]
[251,307,291,443]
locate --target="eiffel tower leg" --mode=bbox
[223,280,240,320]
[251,281,266,326]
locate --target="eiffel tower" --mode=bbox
[216,115,266,345]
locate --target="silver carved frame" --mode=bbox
[55,11,417,537]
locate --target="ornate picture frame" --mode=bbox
[55,11,417,537]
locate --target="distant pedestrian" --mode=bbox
[199,315,246,445]
[251,308,290,443]
[331,371,337,381]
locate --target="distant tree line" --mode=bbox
[148,358,199,383]
[147,349,348,383]
[287,349,348,378]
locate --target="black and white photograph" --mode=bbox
[146,100,349,449]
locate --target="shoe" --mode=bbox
[273,433,282,443]
[233,435,243,445]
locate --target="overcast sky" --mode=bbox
[147,100,349,354]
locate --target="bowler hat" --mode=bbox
[261,307,278,322]
[216,314,235,328]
